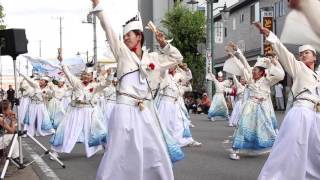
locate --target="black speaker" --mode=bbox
[0,28,28,58]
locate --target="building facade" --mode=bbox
[212,0,290,68]
[138,0,207,51]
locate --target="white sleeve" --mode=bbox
[266,31,302,77]
[93,3,124,60]
[300,0,320,38]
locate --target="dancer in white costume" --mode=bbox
[47,78,68,129]
[228,44,284,160]
[17,72,55,137]
[101,77,117,128]
[175,64,196,128]
[206,71,231,121]
[61,84,72,110]
[228,75,246,127]
[50,63,111,158]
[17,77,32,125]
[289,0,320,38]
[158,67,201,147]
[92,0,184,179]
[258,27,320,180]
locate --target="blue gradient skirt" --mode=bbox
[232,100,277,154]
[208,93,229,119]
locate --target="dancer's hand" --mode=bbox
[270,56,278,65]
[57,48,63,62]
[106,68,112,75]
[225,46,234,57]
[288,0,301,10]
[156,31,168,48]
[253,22,270,37]
[91,0,100,7]
[228,41,238,51]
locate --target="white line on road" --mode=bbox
[22,141,60,180]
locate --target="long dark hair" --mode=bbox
[255,66,266,77]
[132,30,144,47]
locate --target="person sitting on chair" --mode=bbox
[0,100,19,160]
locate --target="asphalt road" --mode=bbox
[23,112,285,180]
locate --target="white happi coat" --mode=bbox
[17,78,32,124]
[94,3,183,180]
[259,32,320,180]
[19,74,55,136]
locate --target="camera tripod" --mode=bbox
[0,55,65,180]
[0,129,65,179]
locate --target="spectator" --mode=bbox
[274,83,285,110]
[197,93,211,114]
[0,88,4,100]
[0,100,19,161]
[6,85,15,109]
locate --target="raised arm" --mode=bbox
[92,1,123,60]
[17,71,38,88]
[155,43,183,70]
[266,31,301,77]
[94,69,113,93]
[266,59,285,86]
[206,72,217,82]
[234,48,251,70]
[232,75,242,89]
[62,65,82,89]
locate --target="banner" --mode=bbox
[23,55,85,78]
[215,22,223,44]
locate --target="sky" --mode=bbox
[0,0,137,77]
[1,0,138,59]
[0,0,237,78]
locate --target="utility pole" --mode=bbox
[206,0,213,98]
[52,16,64,58]
[39,40,42,57]
[59,16,63,51]
[93,15,97,65]
[83,13,97,65]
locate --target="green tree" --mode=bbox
[0,4,5,30]
[162,4,206,92]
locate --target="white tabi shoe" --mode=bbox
[210,117,215,122]
[50,151,60,161]
[229,153,240,160]
[188,141,202,147]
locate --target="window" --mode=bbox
[279,0,283,16]
[233,18,236,30]
[250,2,260,23]
[240,13,244,23]
[224,27,227,37]
[250,4,255,23]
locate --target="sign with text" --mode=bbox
[261,10,274,55]
[215,22,223,44]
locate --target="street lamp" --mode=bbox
[82,13,97,66]
[187,0,199,12]
[76,51,89,63]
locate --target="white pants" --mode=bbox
[275,97,284,110]
[0,134,19,158]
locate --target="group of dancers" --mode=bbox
[14,0,202,179]
[204,0,320,179]
[10,0,320,179]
